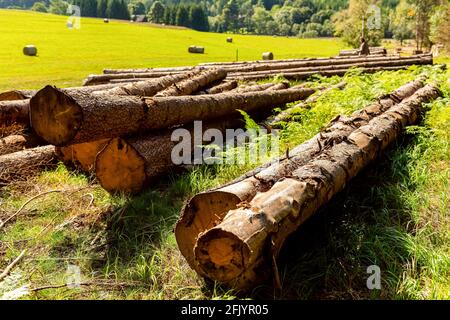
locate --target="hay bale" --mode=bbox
[227,37,233,43]
[188,46,205,54]
[23,45,37,56]
[104,18,109,23]
[262,52,274,60]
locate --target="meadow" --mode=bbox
[0,10,449,300]
[0,9,345,91]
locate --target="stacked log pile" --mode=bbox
[84,54,432,85]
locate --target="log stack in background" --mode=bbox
[0,53,436,194]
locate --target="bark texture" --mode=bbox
[0,100,30,126]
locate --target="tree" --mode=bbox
[332,0,384,47]
[189,5,209,31]
[148,1,165,24]
[222,0,239,32]
[129,1,146,15]
[97,0,107,18]
[252,6,272,34]
[175,5,189,27]
[31,1,47,12]
[391,0,414,46]
[49,0,68,15]
[409,0,442,50]
[430,4,450,52]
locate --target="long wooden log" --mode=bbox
[227,56,432,79]
[154,68,227,97]
[103,66,195,74]
[192,84,441,290]
[202,80,238,94]
[0,145,57,184]
[30,86,315,146]
[227,65,414,81]
[174,76,427,275]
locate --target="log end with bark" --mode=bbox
[56,138,110,172]
[95,137,147,194]
[30,85,84,146]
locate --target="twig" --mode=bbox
[0,190,63,230]
[30,281,144,292]
[0,249,26,281]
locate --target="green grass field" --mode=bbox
[0,9,345,91]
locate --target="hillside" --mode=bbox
[0,9,345,91]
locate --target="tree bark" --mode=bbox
[30,86,315,146]
[192,84,441,290]
[154,68,227,97]
[83,70,188,86]
[200,80,238,94]
[174,76,427,275]
[0,100,30,126]
[0,90,35,101]
[0,145,57,184]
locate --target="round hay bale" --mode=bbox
[188,46,205,54]
[262,52,274,60]
[227,37,233,43]
[23,45,37,56]
[104,18,109,23]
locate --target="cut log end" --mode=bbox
[176,191,242,271]
[57,138,110,172]
[194,228,248,282]
[30,86,83,146]
[95,138,146,194]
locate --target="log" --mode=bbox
[0,100,30,126]
[266,81,347,126]
[56,139,110,172]
[0,133,44,156]
[0,145,57,184]
[174,76,427,275]
[234,83,278,93]
[83,70,187,86]
[30,86,315,146]
[0,90,35,101]
[95,118,243,193]
[103,66,194,74]
[202,81,238,94]
[154,68,227,97]
[227,65,415,81]
[202,54,423,73]
[227,56,433,79]
[93,70,203,96]
[192,84,441,289]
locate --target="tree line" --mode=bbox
[2,0,448,51]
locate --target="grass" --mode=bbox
[0,65,448,300]
[0,9,345,91]
[0,10,448,300]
